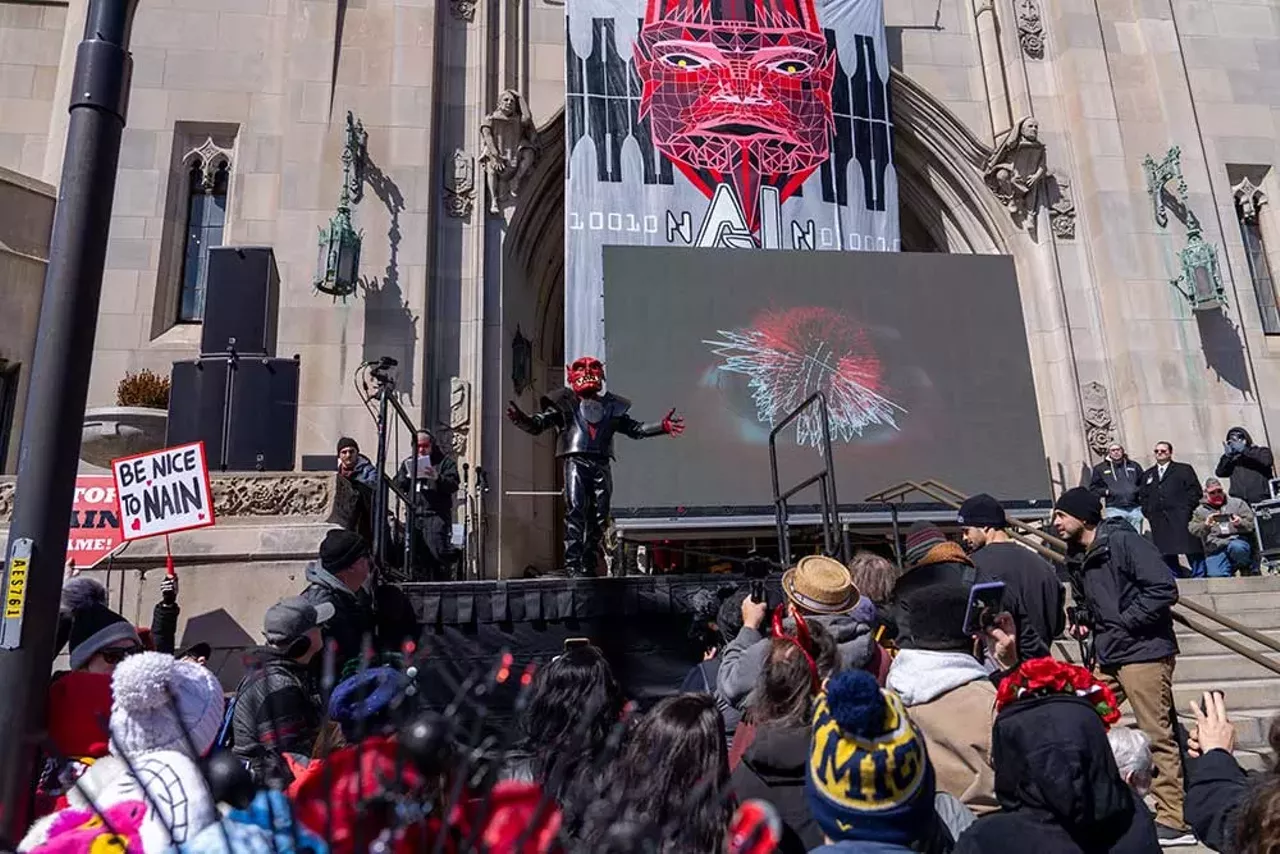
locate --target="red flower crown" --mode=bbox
[995,657,1121,728]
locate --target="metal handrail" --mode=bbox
[866,479,1066,563]
[1177,596,1280,655]
[769,392,841,567]
[1172,610,1280,676]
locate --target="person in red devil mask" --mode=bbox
[507,356,685,576]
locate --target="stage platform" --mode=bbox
[402,572,782,727]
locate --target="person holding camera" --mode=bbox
[1052,487,1192,845]
[1214,426,1274,506]
[1189,478,1256,578]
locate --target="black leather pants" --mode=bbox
[563,455,612,576]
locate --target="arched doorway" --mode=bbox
[497,70,1016,576]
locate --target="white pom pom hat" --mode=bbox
[109,651,224,758]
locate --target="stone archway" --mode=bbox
[496,70,1022,575]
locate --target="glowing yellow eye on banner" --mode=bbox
[771,59,811,75]
[662,53,705,69]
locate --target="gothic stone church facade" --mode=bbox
[3,0,1280,576]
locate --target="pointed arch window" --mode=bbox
[1233,176,1280,335]
[176,138,232,323]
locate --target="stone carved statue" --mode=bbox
[984,117,1047,225]
[1080,381,1115,458]
[480,89,537,214]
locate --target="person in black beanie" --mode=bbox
[59,576,143,674]
[1052,486,1191,845]
[959,493,1064,660]
[300,528,378,671]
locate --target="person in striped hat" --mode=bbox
[807,669,970,852]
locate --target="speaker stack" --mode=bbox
[166,246,301,471]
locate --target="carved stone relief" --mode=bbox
[983,117,1046,229]
[450,377,472,457]
[0,481,12,522]
[1047,174,1077,240]
[480,89,538,214]
[1080,381,1115,457]
[451,0,477,21]
[1014,0,1045,59]
[1233,175,1266,223]
[183,137,233,191]
[443,149,476,218]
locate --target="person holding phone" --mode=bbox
[1052,487,1191,846]
[1189,478,1256,578]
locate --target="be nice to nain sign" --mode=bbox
[111,441,216,541]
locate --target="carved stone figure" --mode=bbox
[1015,0,1045,59]
[1047,173,1076,240]
[480,89,538,214]
[444,149,476,218]
[1080,381,1114,458]
[984,117,1047,226]
[0,481,13,522]
[451,0,477,21]
[450,377,471,456]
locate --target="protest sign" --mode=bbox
[112,442,216,541]
[68,475,124,568]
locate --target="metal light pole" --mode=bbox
[0,0,139,842]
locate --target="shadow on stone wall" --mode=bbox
[362,155,419,405]
[180,607,255,691]
[1197,308,1253,397]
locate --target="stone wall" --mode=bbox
[0,1,66,176]
[0,166,54,474]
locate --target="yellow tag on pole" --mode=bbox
[5,556,28,619]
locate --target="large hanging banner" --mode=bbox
[565,0,899,358]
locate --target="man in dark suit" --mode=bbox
[1140,440,1204,576]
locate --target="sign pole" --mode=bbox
[0,0,140,841]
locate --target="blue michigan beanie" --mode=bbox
[806,669,936,845]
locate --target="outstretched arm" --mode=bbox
[506,400,560,436]
[617,408,685,439]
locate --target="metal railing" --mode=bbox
[769,392,842,568]
[870,479,1280,677]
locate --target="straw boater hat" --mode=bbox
[781,555,859,615]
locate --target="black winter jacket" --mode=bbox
[727,723,820,854]
[1215,427,1275,505]
[954,694,1160,854]
[1184,748,1261,853]
[299,563,377,672]
[1088,458,1145,510]
[1067,518,1178,667]
[231,646,322,784]
[971,543,1064,660]
[395,450,460,518]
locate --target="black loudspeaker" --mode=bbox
[167,355,300,471]
[201,246,280,356]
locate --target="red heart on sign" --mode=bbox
[145,480,152,486]
[198,512,205,520]
[130,519,141,531]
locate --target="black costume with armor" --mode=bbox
[507,357,683,576]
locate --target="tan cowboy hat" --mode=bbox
[781,555,859,615]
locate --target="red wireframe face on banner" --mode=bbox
[636,0,836,221]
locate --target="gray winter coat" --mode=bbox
[1189,496,1255,554]
[715,613,875,711]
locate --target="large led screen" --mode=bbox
[602,246,1050,515]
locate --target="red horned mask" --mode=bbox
[567,357,605,395]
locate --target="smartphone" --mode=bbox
[749,580,765,604]
[962,581,1006,636]
[1200,690,1225,716]
[563,637,591,653]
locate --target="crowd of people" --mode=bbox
[23,486,1280,853]
[1088,429,1275,578]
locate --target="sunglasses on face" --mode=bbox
[100,645,143,665]
[1154,448,1170,454]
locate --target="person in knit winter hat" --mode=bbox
[807,669,968,852]
[58,575,143,673]
[21,652,224,853]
